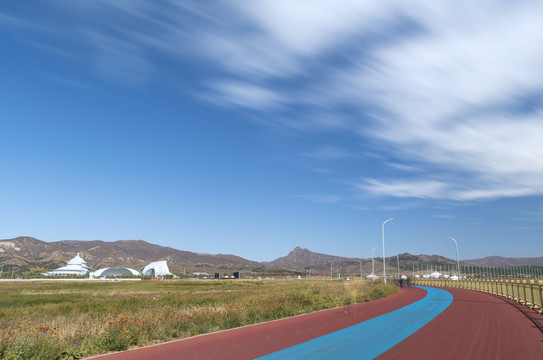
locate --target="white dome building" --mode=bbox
[93,267,140,278]
[47,253,91,276]
[139,260,172,277]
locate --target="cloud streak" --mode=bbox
[213,1,543,201]
[5,1,543,202]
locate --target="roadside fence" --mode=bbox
[412,278,543,314]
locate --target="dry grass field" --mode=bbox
[0,279,397,359]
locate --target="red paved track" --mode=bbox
[377,287,543,360]
[88,286,425,360]
[89,286,543,359]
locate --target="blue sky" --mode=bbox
[1,1,542,262]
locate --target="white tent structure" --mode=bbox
[93,267,140,278]
[47,253,91,276]
[139,260,173,277]
[430,271,442,278]
[366,273,378,281]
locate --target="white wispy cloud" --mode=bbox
[236,0,391,57]
[206,81,286,110]
[218,1,543,201]
[0,13,31,28]
[45,75,100,93]
[294,194,343,204]
[358,179,450,199]
[83,30,155,85]
[432,214,456,219]
[6,1,543,202]
[303,146,353,160]
[516,207,543,223]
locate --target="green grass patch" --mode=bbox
[0,279,397,359]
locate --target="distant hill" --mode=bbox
[0,236,260,274]
[264,246,460,274]
[1,237,540,277]
[463,256,543,267]
[264,246,361,269]
[264,247,543,274]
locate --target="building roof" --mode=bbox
[139,260,172,276]
[67,253,87,266]
[47,253,91,276]
[94,267,140,277]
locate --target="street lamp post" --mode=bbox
[358,260,363,279]
[449,237,460,276]
[371,247,378,277]
[382,218,394,284]
[330,263,334,281]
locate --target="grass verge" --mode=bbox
[0,279,397,359]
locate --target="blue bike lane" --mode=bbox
[258,286,453,360]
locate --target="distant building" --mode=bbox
[45,255,176,279]
[92,267,140,278]
[192,272,209,276]
[139,260,173,277]
[46,253,91,276]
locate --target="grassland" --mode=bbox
[0,279,397,359]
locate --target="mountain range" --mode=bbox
[1,237,541,276]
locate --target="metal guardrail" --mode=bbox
[412,278,543,314]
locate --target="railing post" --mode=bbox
[528,283,535,309]
[521,282,527,305]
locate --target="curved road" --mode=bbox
[377,287,543,359]
[88,286,543,359]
